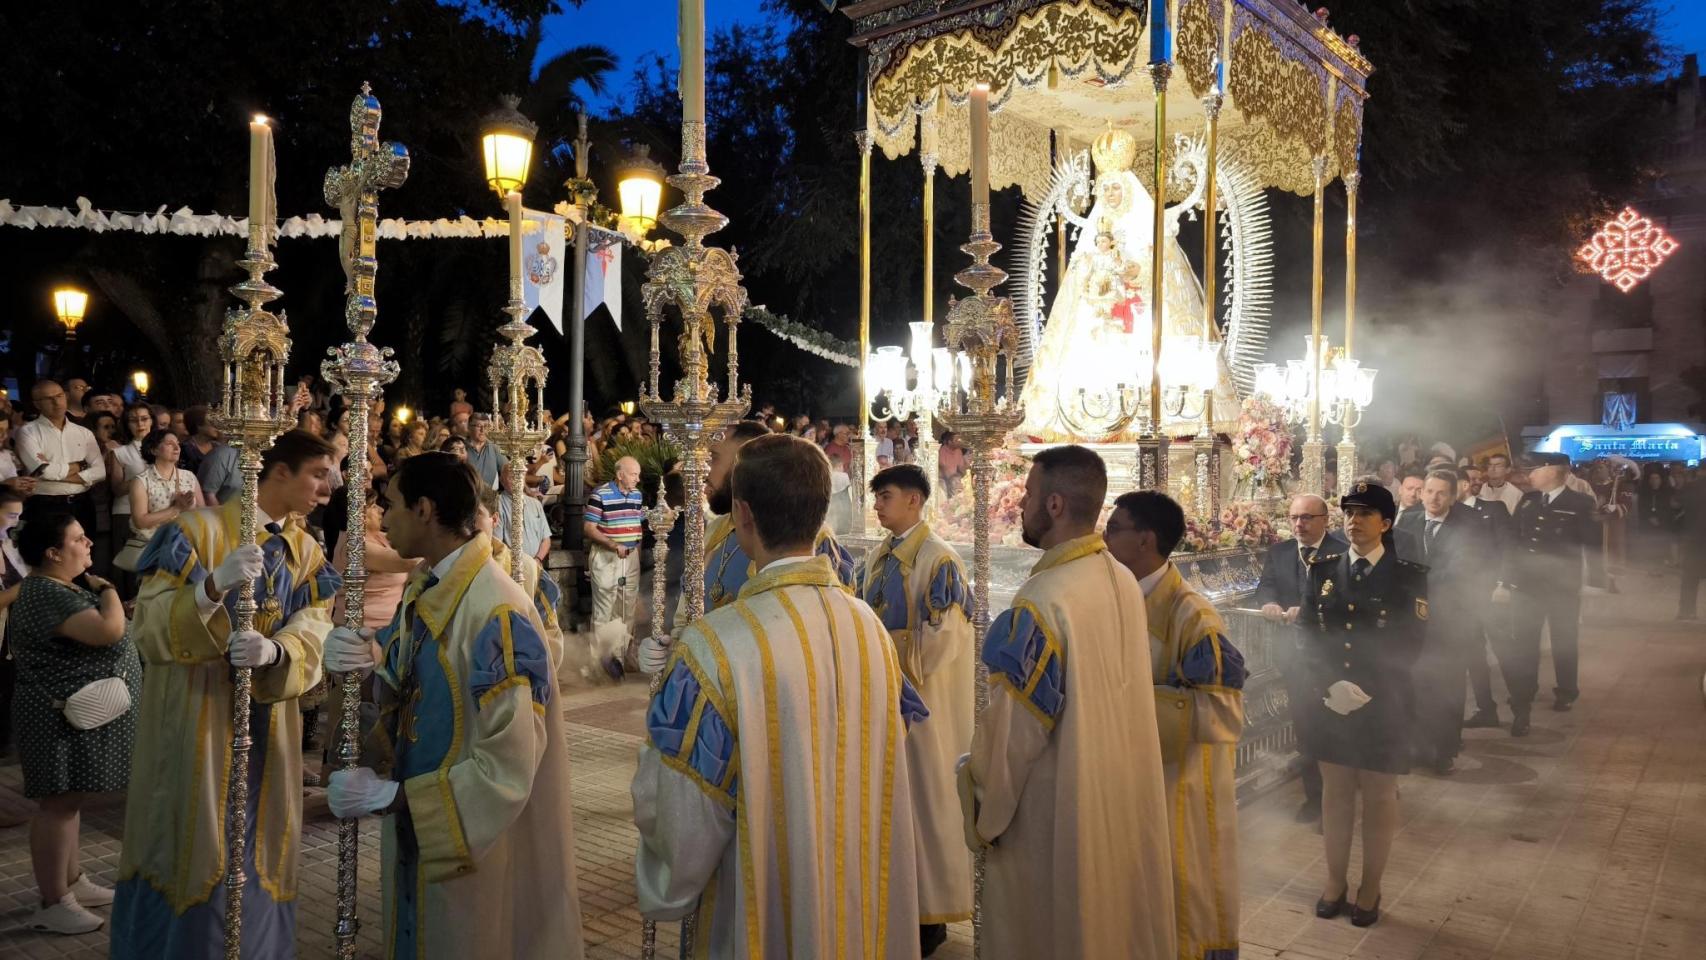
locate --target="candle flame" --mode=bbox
[253,114,269,125]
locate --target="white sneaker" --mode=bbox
[29,892,104,935]
[70,873,115,907]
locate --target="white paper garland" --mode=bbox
[743,306,859,367]
[0,197,649,244]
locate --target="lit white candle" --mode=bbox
[248,115,271,247]
[679,0,705,129]
[970,84,990,207]
[508,191,524,300]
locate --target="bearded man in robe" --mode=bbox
[959,444,1176,960]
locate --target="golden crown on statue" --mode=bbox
[1091,126,1138,175]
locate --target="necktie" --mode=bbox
[1425,519,1441,556]
[1353,557,1371,579]
[264,521,283,536]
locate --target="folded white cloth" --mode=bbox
[1323,680,1372,716]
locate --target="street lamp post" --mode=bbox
[479,96,551,585]
[563,116,664,583]
[54,287,88,343]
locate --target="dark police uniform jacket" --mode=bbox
[1504,488,1599,594]
[1302,543,1429,774]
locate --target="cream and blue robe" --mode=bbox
[967,534,1176,960]
[857,522,974,924]
[1144,562,1246,960]
[369,534,583,960]
[489,536,566,676]
[693,512,855,617]
[634,555,928,958]
[112,500,338,960]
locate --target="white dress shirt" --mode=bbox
[17,416,106,496]
[112,440,147,515]
[758,554,817,576]
[1347,540,1386,569]
[1136,561,1170,598]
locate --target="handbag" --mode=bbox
[55,676,132,731]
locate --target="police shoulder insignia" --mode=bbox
[1415,597,1428,621]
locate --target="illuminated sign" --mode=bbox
[1536,423,1703,464]
[1577,207,1679,293]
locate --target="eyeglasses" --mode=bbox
[1287,513,1327,523]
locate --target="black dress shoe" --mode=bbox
[920,923,948,957]
[1315,892,1349,919]
[1464,708,1501,729]
[1553,691,1578,712]
[1351,896,1382,927]
[1511,711,1531,737]
[1433,756,1456,776]
[1294,798,1322,823]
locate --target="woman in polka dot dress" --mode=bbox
[10,511,141,935]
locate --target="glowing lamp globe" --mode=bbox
[131,370,150,396]
[617,144,667,234]
[480,96,538,198]
[53,287,89,333]
[395,405,413,425]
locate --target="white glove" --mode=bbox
[1324,680,1372,716]
[324,626,378,675]
[637,634,672,676]
[328,767,399,819]
[227,629,281,668]
[1491,584,1512,605]
[1259,603,1285,622]
[211,543,266,595]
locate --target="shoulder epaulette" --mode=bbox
[1395,557,1431,574]
[1309,552,1342,565]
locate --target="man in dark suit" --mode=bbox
[1493,452,1602,735]
[1677,469,1706,620]
[1397,469,1501,772]
[1255,494,1347,822]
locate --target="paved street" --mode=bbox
[1,566,1702,959]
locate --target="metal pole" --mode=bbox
[1195,87,1223,521]
[1335,169,1360,498]
[566,114,592,563]
[1301,154,1328,497]
[920,129,941,514]
[853,130,873,534]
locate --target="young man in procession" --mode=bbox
[1394,469,1500,772]
[632,434,926,956]
[323,452,582,959]
[640,418,855,672]
[1106,491,1246,960]
[111,430,341,959]
[858,463,974,957]
[959,445,1176,959]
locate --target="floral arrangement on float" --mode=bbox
[935,447,1031,547]
[1178,500,1287,553]
[1230,395,1293,498]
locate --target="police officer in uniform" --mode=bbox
[1493,451,1601,735]
[1303,482,1427,929]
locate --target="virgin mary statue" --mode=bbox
[1018,127,1238,442]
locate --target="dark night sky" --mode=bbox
[535,0,1706,111]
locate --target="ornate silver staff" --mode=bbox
[215,117,297,960]
[640,476,680,959]
[321,82,409,959]
[934,83,1024,960]
[638,6,749,952]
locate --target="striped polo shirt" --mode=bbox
[587,480,645,546]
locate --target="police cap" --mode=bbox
[1340,480,1397,520]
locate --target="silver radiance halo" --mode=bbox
[1013,136,1273,395]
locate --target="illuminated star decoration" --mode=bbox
[1577,207,1679,293]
